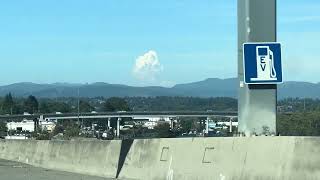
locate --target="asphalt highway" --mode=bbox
[0,159,113,180]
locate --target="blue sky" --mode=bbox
[0,0,319,86]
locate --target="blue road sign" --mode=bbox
[243,42,282,84]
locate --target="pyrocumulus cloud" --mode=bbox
[133,50,163,81]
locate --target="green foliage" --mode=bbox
[0,122,7,132]
[2,93,14,114]
[23,95,39,114]
[39,101,72,113]
[0,93,25,115]
[35,131,51,140]
[79,100,95,112]
[179,117,195,133]
[154,123,174,138]
[64,126,80,138]
[39,101,50,113]
[52,124,64,136]
[103,97,130,112]
[0,95,239,115]
[125,96,237,111]
[278,98,320,112]
[262,126,271,135]
[63,121,80,138]
[0,122,7,137]
[277,112,320,136]
[180,121,192,133]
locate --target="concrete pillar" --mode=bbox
[229,117,233,133]
[39,115,44,122]
[117,117,121,138]
[170,118,174,129]
[107,118,111,130]
[238,0,277,136]
[205,117,209,134]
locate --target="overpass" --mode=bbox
[0,111,238,121]
[1,111,238,138]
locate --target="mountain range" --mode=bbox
[0,78,319,99]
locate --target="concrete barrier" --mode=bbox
[1,137,320,180]
[0,139,121,178]
[118,137,320,180]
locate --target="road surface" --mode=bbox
[0,159,113,180]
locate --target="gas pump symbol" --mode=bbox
[250,46,277,81]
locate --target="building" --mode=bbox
[6,118,57,133]
[132,116,172,129]
[205,121,239,135]
[39,120,56,132]
[5,135,29,140]
[7,119,35,132]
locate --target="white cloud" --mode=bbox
[132,50,163,82]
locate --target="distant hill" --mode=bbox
[0,78,319,99]
[172,78,237,97]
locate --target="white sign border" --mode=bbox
[242,42,283,85]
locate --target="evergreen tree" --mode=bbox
[103,97,130,112]
[23,95,39,114]
[79,100,95,112]
[2,93,14,114]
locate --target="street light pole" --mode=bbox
[77,88,80,126]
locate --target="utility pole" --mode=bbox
[77,88,80,126]
[238,0,277,136]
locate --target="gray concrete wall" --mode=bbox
[0,140,121,178]
[1,137,320,180]
[118,137,320,180]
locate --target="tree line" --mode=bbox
[0,94,238,115]
[1,93,320,136]
[124,96,237,111]
[3,94,320,115]
[0,93,131,115]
